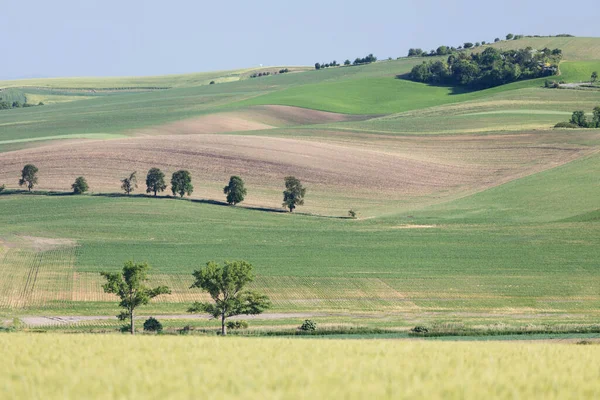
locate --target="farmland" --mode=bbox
[0,37,599,334]
[1,334,599,399]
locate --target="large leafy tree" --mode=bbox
[19,164,38,192]
[188,261,271,336]
[570,110,588,128]
[282,176,306,212]
[121,171,137,195]
[223,175,247,205]
[592,106,600,128]
[100,261,170,335]
[591,71,598,83]
[171,170,193,197]
[145,168,167,196]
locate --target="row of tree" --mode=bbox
[314,54,377,70]
[0,100,44,110]
[13,165,308,212]
[409,47,562,89]
[101,260,270,335]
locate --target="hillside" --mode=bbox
[0,36,599,326]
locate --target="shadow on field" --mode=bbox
[0,190,353,220]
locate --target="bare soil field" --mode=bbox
[0,131,592,213]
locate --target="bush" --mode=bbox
[348,209,357,219]
[544,80,559,88]
[554,122,579,129]
[299,319,317,331]
[143,317,163,333]
[0,184,4,193]
[178,325,192,335]
[209,81,215,84]
[226,320,249,330]
[411,326,429,334]
[71,176,89,194]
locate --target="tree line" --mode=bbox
[101,259,270,335]
[409,47,562,89]
[555,107,600,128]
[0,99,44,110]
[10,164,308,212]
[314,54,377,70]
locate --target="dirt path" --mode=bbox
[17,313,330,327]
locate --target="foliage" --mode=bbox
[120,171,137,195]
[344,59,351,66]
[145,168,167,196]
[0,184,4,193]
[411,326,429,334]
[188,260,271,335]
[170,170,193,198]
[71,176,89,194]
[282,176,306,212]
[143,317,163,333]
[348,209,357,219]
[410,47,562,89]
[19,164,39,192]
[315,63,321,70]
[506,33,514,40]
[554,122,579,129]
[209,81,215,85]
[100,261,170,335]
[223,175,247,205]
[353,54,377,65]
[592,71,598,83]
[569,110,588,127]
[299,319,317,331]
[592,106,600,128]
[226,320,248,330]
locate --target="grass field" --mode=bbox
[1,334,599,399]
[1,37,599,330]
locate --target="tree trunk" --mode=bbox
[221,313,226,336]
[130,309,135,335]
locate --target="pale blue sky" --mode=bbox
[0,0,597,79]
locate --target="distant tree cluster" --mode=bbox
[555,107,600,128]
[409,47,562,89]
[315,60,339,70]
[250,68,290,78]
[0,98,44,110]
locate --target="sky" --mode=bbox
[0,0,598,79]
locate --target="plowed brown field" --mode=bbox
[0,131,589,214]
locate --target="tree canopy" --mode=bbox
[410,47,562,89]
[188,260,271,335]
[171,170,193,198]
[71,176,89,194]
[145,168,167,196]
[223,176,247,205]
[19,164,38,192]
[282,176,306,212]
[100,261,170,335]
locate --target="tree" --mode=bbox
[223,175,247,205]
[592,106,600,128]
[19,164,38,192]
[570,110,588,128]
[463,42,474,49]
[71,176,89,194]
[506,33,514,40]
[495,38,500,42]
[344,59,351,65]
[171,170,193,197]
[100,261,170,335]
[314,62,321,70]
[188,260,271,336]
[591,71,598,83]
[282,176,306,212]
[120,171,137,195]
[145,168,167,196]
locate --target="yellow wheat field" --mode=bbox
[0,334,599,399]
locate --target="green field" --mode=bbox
[1,37,599,331]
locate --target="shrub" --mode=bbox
[209,81,215,84]
[143,317,163,333]
[0,184,4,193]
[348,209,357,219]
[178,325,192,335]
[411,326,429,334]
[299,319,317,331]
[226,320,249,330]
[554,122,579,129]
[544,80,559,88]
